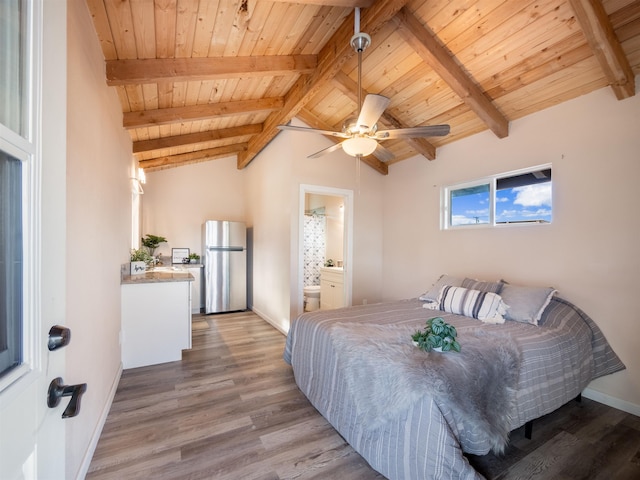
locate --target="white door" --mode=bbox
[0,1,69,478]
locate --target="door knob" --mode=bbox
[48,325,71,351]
[47,377,87,418]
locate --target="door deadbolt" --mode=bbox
[48,325,71,351]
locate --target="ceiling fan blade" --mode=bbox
[277,124,349,138]
[375,125,450,139]
[356,94,390,132]
[307,142,344,159]
[373,143,395,162]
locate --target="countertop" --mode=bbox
[320,266,344,272]
[121,267,195,285]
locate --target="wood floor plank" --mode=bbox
[88,310,640,479]
[497,430,582,479]
[259,416,337,450]
[86,449,183,480]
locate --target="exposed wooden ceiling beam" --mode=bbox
[237,0,411,170]
[106,55,317,86]
[123,97,284,129]
[568,0,635,100]
[140,144,248,172]
[267,0,374,6]
[332,71,437,160]
[132,124,262,153]
[297,108,389,175]
[391,7,509,139]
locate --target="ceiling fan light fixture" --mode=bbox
[342,136,377,157]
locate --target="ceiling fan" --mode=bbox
[278,7,450,162]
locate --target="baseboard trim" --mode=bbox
[250,306,287,335]
[76,363,123,480]
[582,387,640,417]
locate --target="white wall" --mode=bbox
[244,138,295,330]
[382,82,640,411]
[66,2,134,477]
[142,157,246,260]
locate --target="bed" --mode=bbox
[284,288,625,480]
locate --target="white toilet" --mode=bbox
[303,285,321,312]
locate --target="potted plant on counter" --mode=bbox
[141,234,167,266]
[188,253,200,264]
[130,248,152,275]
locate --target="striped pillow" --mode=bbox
[427,286,507,324]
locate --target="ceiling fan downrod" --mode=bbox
[350,7,371,118]
[350,8,371,53]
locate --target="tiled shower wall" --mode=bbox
[303,212,326,286]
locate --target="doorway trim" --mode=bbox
[298,184,353,316]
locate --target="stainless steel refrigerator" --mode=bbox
[202,220,247,314]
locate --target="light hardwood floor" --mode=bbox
[87,311,640,479]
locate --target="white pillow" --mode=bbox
[424,285,507,324]
[419,274,465,302]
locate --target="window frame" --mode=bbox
[441,164,552,230]
[0,0,40,392]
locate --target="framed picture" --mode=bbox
[171,248,190,264]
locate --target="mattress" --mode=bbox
[284,297,625,479]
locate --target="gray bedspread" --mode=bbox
[283,297,625,480]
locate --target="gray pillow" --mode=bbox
[500,284,557,325]
[419,274,464,302]
[461,277,504,294]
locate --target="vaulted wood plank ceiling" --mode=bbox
[86,0,640,174]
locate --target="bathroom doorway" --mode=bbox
[298,184,353,315]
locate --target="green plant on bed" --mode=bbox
[412,317,461,353]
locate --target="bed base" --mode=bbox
[524,393,582,439]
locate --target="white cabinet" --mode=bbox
[320,267,345,310]
[187,266,203,313]
[121,279,192,369]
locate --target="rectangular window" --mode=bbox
[1,0,27,137]
[495,169,551,224]
[449,183,490,226]
[443,165,552,229]
[0,151,23,377]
